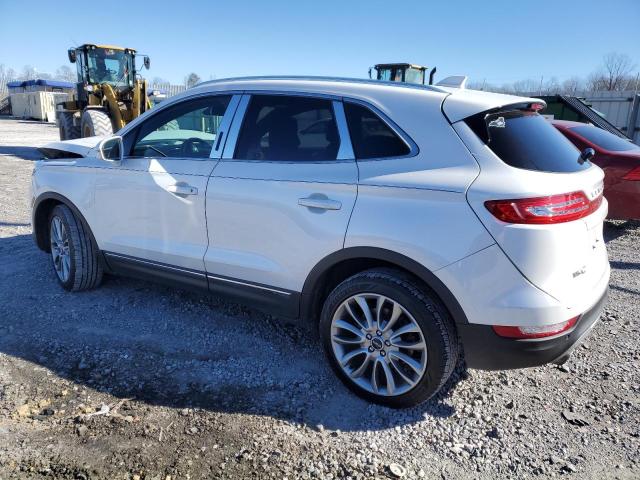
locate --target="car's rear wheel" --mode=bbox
[319,268,458,408]
[48,204,103,291]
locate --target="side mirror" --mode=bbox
[99,136,123,162]
[143,56,151,70]
[579,147,595,165]
[68,49,77,63]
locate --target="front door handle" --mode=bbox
[167,184,198,196]
[298,196,342,211]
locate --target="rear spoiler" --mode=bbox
[441,89,546,123]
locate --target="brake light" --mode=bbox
[623,166,640,181]
[485,191,602,224]
[492,316,578,339]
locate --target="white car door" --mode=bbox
[204,93,358,315]
[91,94,240,285]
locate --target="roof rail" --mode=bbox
[194,75,447,93]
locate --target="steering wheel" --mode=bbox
[180,137,211,157]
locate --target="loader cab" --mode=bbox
[69,45,137,89]
[371,63,432,85]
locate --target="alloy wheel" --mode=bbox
[330,293,428,396]
[50,216,71,282]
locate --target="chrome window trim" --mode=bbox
[210,94,242,159]
[333,100,354,160]
[222,94,250,159]
[341,98,420,161]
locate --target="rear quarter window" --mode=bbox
[467,110,591,173]
[344,102,411,159]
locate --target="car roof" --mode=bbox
[122,76,545,135]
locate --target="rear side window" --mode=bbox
[570,125,640,152]
[344,102,410,159]
[234,95,340,161]
[468,110,591,173]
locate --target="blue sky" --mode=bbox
[1,0,638,85]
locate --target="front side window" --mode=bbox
[234,95,340,161]
[344,102,410,159]
[131,96,231,159]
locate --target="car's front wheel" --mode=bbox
[48,204,103,291]
[319,269,458,408]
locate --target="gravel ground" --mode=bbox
[0,117,638,479]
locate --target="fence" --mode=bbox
[149,82,188,97]
[575,90,640,145]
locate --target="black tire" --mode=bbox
[48,204,103,292]
[58,112,80,140]
[319,268,459,408]
[80,109,113,137]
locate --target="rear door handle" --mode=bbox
[167,184,198,196]
[298,196,342,211]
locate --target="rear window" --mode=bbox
[467,110,591,173]
[570,125,640,153]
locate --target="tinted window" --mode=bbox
[570,125,640,153]
[344,102,410,159]
[234,95,340,161]
[132,95,231,159]
[470,111,591,173]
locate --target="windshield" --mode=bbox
[377,67,403,82]
[86,48,133,87]
[467,110,592,173]
[570,125,640,153]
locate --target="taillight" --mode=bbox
[623,166,640,181]
[492,316,578,339]
[485,191,602,224]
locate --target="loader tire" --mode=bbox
[81,109,113,137]
[58,112,80,140]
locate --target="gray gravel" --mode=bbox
[0,117,638,479]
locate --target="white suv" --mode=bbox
[32,77,610,407]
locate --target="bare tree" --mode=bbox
[588,52,636,91]
[561,76,584,94]
[184,72,201,88]
[151,76,169,86]
[0,64,18,86]
[19,65,38,80]
[541,76,561,95]
[55,65,76,82]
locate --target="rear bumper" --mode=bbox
[458,287,609,370]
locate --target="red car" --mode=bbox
[552,120,640,220]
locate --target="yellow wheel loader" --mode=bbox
[369,63,436,85]
[57,44,152,140]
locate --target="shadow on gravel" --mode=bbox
[0,221,30,227]
[604,219,640,243]
[609,260,640,271]
[0,233,463,432]
[0,145,42,160]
